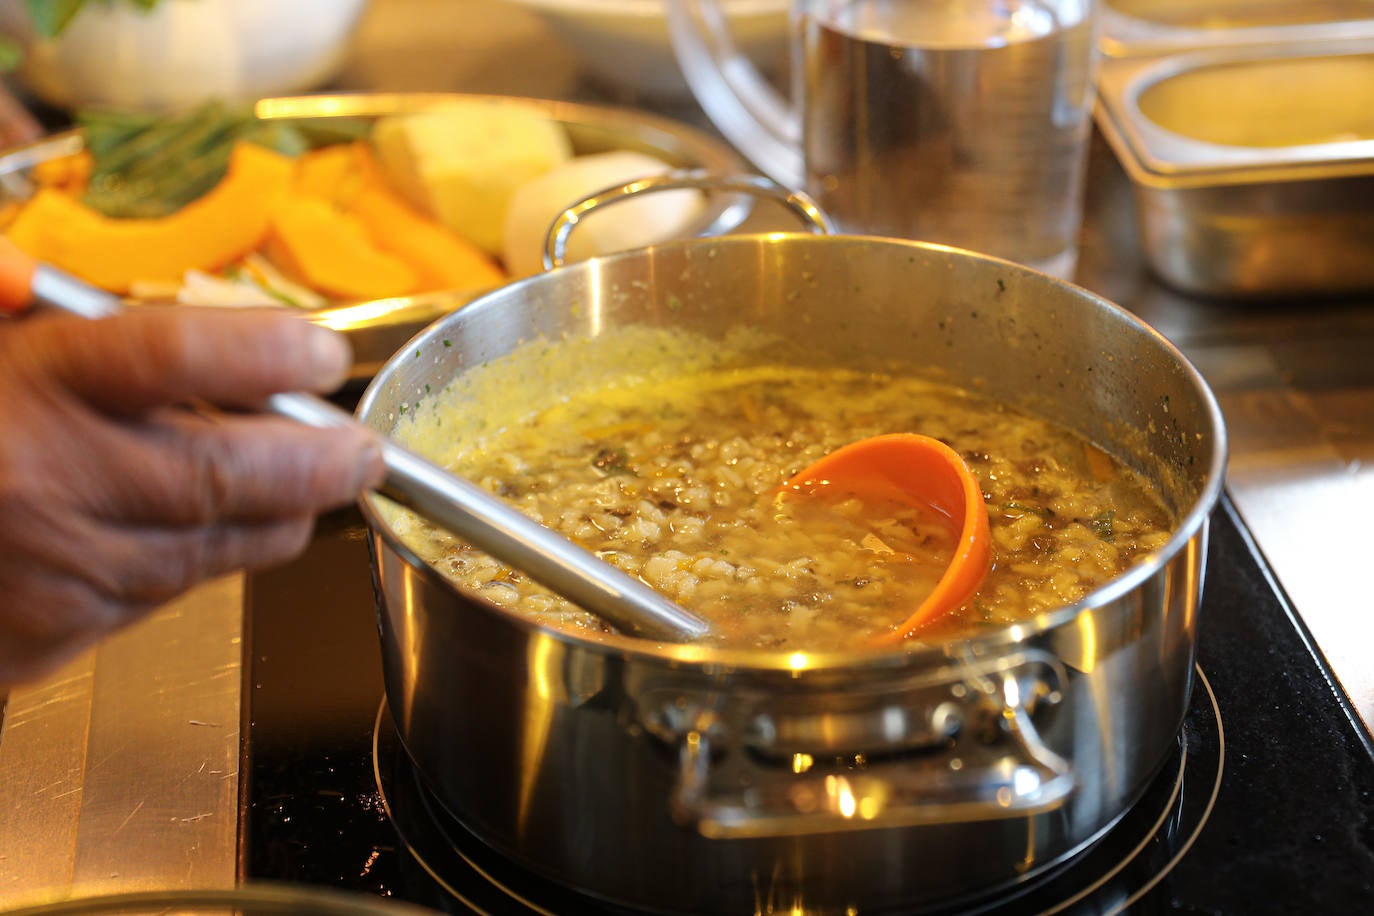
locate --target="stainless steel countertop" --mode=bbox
[2,0,1372,903]
[1076,136,1374,733]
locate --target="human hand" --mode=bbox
[0,306,386,684]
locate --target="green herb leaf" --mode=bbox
[242,120,310,158]
[1090,509,1116,542]
[591,447,635,477]
[24,0,87,39]
[24,0,166,39]
[78,100,252,218]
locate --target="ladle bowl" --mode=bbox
[778,432,991,643]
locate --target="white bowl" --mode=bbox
[0,0,370,111]
[501,0,790,99]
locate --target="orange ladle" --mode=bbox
[777,433,992,644]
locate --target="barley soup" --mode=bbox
[389,329,1176,650]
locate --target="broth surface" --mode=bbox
[390,331,1175,649]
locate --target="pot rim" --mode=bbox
[357,233,1229,673]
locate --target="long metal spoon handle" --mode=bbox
[266,392,709,640]
[31,261,122,318]
[27,263,710,642]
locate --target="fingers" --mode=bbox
[0,307,390,685]
[0,514,321,685]
[0,570,144,686]
[94,515,321,606]
[86,412,386,525]
[26,307,355,415]
[2,308,385,524]
[0,236,37,315]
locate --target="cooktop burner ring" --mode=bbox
[372,665,1223,915]
[1036,666,1224,915]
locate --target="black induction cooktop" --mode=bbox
[243,495,1374,913]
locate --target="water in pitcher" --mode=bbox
[799,0,1099,278]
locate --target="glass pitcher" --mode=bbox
[665,0,1101,279]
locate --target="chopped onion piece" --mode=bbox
[241,254,328,309]
[175,270,281,307]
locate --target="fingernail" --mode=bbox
[304,325,352,389]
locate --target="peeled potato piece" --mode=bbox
[502,150,705,277]
[371,101,573,256]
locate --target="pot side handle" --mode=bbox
[669,667,1075,840]
[541,170,833,271]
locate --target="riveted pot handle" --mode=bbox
[668,665,1075,839]
[542,170,833,270]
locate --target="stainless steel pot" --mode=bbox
[356,234,1227,913]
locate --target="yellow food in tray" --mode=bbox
[8,142,293,294]
[0,97,699,309]
[289,141,507,295]
[1,101,508,305]
[371,99,574,256]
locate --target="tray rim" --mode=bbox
[1100,2,1374,60]
[1095,37,1374,188]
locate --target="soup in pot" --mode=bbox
[388,328,1176,650]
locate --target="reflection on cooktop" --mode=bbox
[244,497,1374,912]
[1185,334,1374,734]
[371,668,1222,915]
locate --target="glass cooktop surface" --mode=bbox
[244,496,1374,913]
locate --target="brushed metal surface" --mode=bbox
[1187,343,1374,731]
[0,654,95,894]
[1078,134,1374,738]
[0,575,243,905]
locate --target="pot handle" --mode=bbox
[668,661,1075,839]
[542,170,833,270]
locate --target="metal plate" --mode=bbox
[0,92,752,381]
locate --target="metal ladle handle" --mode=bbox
[543,169,833,270]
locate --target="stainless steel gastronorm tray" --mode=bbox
[1094,38,1374,298]
[0,92,751,380]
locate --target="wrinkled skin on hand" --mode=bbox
[0,307,386,685]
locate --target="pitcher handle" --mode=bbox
[664,0,804,188]
[543,170,832,270]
